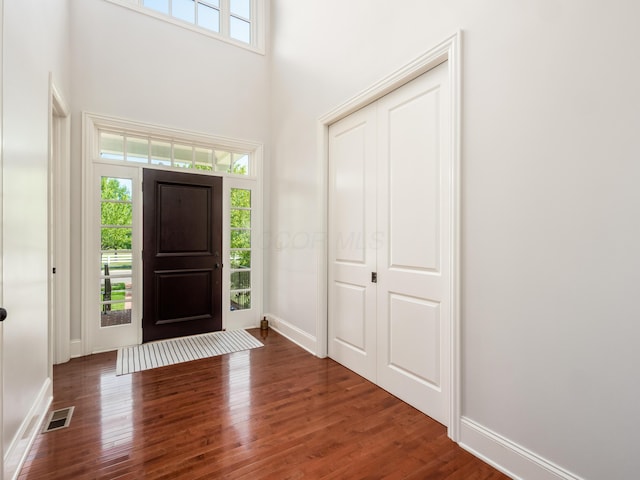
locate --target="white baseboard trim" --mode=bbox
[4,377,53,480]
[70,338,83,358]
[459,417,583,480]
[265,314,318,356]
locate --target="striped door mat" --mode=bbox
[116,329,263,375]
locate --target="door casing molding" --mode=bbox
[49,74,71,366]
[317,31,462,441]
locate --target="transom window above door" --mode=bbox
[99,131,251,176]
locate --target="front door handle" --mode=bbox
[0,308,7,322]
[215,263,223,269]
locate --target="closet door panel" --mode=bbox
[377,61,451,425]
[328,103,378,382]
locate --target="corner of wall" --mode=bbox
[265,313,318,356]
[69,339,83,359]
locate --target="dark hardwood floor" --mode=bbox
[19,329,509,479]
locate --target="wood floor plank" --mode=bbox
[19,329,509,479]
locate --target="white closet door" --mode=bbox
[328,103,378,382]
[328,61,451,425]
[376,62,451,425]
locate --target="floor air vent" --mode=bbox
[42,407,75,433]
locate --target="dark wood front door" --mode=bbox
[143,169,223,343]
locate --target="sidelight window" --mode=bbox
[230,188,251,310]
[100,177,134,327]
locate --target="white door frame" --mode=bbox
[318,32,462,440]
[48,75,71,366]
[0,0,5,476]
[81,113,264,354]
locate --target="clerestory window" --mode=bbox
[105,0,264,53]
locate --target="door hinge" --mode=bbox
[371,272,377,283]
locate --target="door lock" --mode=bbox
[371,272,377,283]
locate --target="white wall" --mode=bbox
[2,0,70,477]
[68,0,271,342]
[268,1,640,478]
